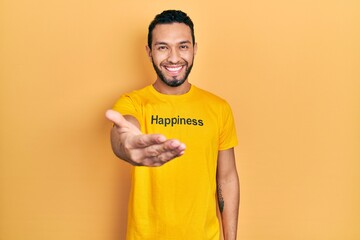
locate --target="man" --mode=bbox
[106,10,239,240]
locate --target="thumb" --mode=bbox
[105,109,126,127]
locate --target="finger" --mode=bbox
[133,134,167,148]
[139,141,186,167]
[105,109,126,127]
[141,152,179,167]
[167,142,186,157]
[163,139,186,152]
[164,141,186,159]
[142,140,186,158]
[149,144,186,166]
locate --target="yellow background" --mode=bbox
[1,0,359,239]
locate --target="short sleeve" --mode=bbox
[218,102,238,150]
[112,94,142,124]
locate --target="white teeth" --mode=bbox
[165,66,182,72]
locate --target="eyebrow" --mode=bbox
[154,40,192,46]
[179,40,192,45]
[154,42,168,46]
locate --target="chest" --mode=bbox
[139,101,221,147]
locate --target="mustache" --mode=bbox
[161,61,188,66]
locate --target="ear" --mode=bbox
[145,45,152,61]
[193,42,198,55]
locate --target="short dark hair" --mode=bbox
[147,10,195,49]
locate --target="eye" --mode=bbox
[157,45,168,51]
[179,45,189,50]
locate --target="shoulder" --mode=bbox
[113,85,152,109]
[192,85,230,106]
[122,85,152,97]
[118,85,155,104]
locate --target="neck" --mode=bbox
[153,80,191,95]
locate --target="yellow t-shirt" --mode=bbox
[113,85,238,240]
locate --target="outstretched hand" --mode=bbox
[105,110,186,167]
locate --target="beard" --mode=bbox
[151,59,194,87]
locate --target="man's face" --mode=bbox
[146,23,197,87]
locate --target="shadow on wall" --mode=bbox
[112,161,132,239]
[134,31,156,86]
[104,32,155,239]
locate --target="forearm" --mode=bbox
[110,126,137,165]
[218,173,240,240]
[108,113,143,165]
[106,110,186,167]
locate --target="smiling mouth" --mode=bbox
[164,65,184,73]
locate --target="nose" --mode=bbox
[167,48,181,63]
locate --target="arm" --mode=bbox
[105,109,186,167]
[217,148,240,240]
